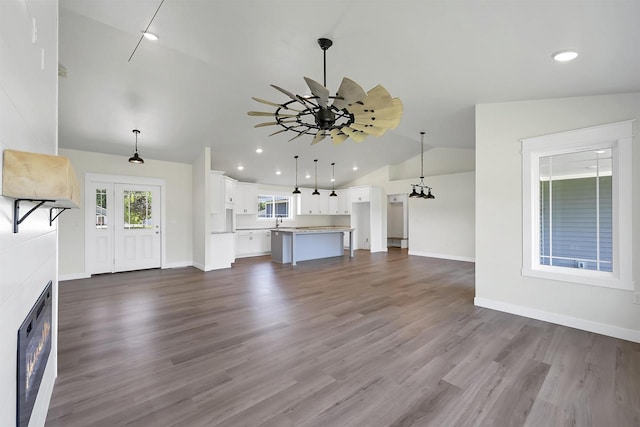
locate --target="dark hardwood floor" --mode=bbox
[46,250,639,426]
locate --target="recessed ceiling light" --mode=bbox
[256,148,263,153]
[353,166,358,171]
[142,31,159,41]
[331,178,335,182]
[305,174,311,179]
[595,150,606,154]
[276,170,281,175]
[237,165,244,170]
[552,50,578,62]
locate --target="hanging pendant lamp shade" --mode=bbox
[312,159,320,195]
[330,162,337,197]
[409,131,434,199]
[128,129,144,164]
[292,155,301,194]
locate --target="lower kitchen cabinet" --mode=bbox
[236,229,271,258]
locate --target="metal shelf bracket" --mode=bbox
[13,199,55,233]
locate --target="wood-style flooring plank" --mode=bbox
[45,250,640,426]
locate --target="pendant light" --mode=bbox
[329,162,337,197]
[128,129,144,164]
[292,155,301,194]
[312,159,320,195]
[409,131,434,199]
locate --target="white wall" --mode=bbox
[0,1,59,426]
[58,149,193,278]
[389,147,475,180]
[402,172,475,262]
[475,92,640,342]
[345,150,476,262]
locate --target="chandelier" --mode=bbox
[409,132,434,199]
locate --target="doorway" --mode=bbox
[85,174,165,275]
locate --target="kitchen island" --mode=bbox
[270,226,354,266]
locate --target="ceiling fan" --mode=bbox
[248,38,403,145]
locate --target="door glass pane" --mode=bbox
[123,190,153,229]
[539,149,612,271]
[96,188,107,228]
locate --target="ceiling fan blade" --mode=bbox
[352,98,403,129]
[252,97,302,112]
[254,119,297,128]
[247,111,297,117]
[303,77,330,108]
[347,84,394,116]
[340,126,368,143]
[288,131,309,142]
[268,129,289,137]
[330,129,349,145]
[332,77,367,110]
[270,85,305,104]
[349,122,387,136]
[311,132,326,145]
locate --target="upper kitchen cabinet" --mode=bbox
[210,171,225,213]
[235,182,258,214]
[297,188,329,215]
[328,189,351,215]
[224,176,236,208]
[350,186,371,203]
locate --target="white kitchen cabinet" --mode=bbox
[334,189,351,215]
[224,177,236,208]
[297,188,329,215]
[210,171,225,214]
[350,185,371,203]
[209,233,235,270]
[235,182,258,214]
[236,229,271,257]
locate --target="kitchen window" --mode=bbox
[521,121,633,290]
[258,194,292,220]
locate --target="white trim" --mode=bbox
[58,272,90,282]
[192,262,206,271]
[408,250,475,263]
[521,120,634,290]
[474,297,640,343]
[162,261,193,269]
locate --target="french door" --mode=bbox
[87,179,162,274]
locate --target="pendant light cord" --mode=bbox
[420,131,425,180]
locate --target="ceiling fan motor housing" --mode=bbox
[315,107,336,129]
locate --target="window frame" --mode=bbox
[257,193,294,221]
[521,120,633,290]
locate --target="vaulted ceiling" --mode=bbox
[58,0,640,188]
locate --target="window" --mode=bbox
[96,188,107,228]
[258,194,292,220]
[521,121,633,290]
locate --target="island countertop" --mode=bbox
[270,226,354,233]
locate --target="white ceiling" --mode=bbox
[58,0,640,188]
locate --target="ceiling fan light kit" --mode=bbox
[409,132,434,199]
[248,38,403,145]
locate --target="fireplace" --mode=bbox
[17,281,52,427]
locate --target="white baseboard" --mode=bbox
[58,272,90,282]
[192,262,206,272]
[474,297,640,343]
[408,250,475,263]
[162,261,192,269]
